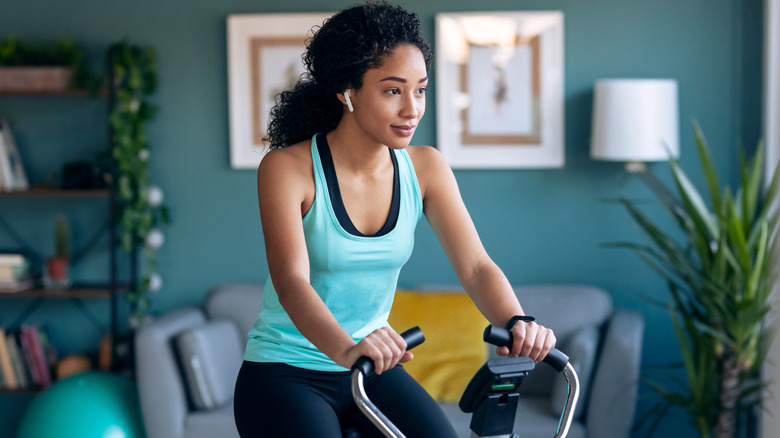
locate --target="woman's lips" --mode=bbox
[392,125,416,137]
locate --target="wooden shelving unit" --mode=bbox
[1,283,129,299]
[0,64,131,392]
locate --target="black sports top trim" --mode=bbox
[316,133,400,237]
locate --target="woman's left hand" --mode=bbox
[496,321,556,364]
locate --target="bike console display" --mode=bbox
[459,357,535,437]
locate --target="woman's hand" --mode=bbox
[339,327,413,374]
[496,321,556,364]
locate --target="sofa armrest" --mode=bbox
[585,310,644,438]
[135,308,207,438]
[205,283,263,341]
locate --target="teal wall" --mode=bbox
[0,0,764,436]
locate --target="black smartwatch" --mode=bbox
[504,315,536,331]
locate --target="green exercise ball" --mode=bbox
[17,371,145,438]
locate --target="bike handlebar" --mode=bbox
[351,326,425,376]
[482,325,569,372]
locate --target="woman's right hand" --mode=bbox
[340,327,413,374]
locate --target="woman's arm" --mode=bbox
[257,147,408,373]
[410,146,555,362]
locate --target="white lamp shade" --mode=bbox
[591,79,679,162]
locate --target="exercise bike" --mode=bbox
[351,326,580,438]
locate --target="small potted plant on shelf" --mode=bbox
[44,214,71,289]
[0,37,100,93]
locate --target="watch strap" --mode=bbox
[504,315,536,331]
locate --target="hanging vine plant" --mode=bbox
[109,41,169,324]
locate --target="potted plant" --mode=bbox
[609,123,779,438]
[45,214,71,289]
[0,37,99,92]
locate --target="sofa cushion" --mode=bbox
[389,289,488,403]
[175,319,243,411]
[549,325,600,420]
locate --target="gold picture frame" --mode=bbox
[227,13,332,169]
[435,11,564,169]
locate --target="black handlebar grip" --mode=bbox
[400,326,425,350]
[483,325,569,373]
[352,326,425,376]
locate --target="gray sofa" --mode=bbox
[135,283,644,438]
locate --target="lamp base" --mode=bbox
[625,161,647,173]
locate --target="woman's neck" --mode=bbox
[325,121,390,175]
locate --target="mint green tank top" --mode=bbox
[243,134,423,371]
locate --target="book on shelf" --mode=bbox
[0,253,26,266]
[21,325,51,388]
[0,277,35,293]
[0,253,35,293]
[0,117,29,191]
[6,331,31,389]
[30,326,50,387]
[0,328,17,390]
[0,263,29,282]
[0,256,30,283]
[0,326,60,390]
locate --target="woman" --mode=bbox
[233,2,555,437]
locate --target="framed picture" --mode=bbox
[227,13,332,169]
[435,11,564,169]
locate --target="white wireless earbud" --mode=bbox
[343,89,354,112]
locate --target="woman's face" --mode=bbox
[348,44,428,149]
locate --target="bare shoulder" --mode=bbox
[405,145,454,196]
[257,140,312,182]
[405,144,442,164]
[256,140,314,210]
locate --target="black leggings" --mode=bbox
[234,361,458,438]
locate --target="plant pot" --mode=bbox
[45,256,71,289]
[0,67,74,92]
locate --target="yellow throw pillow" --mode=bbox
[388,289,488,403]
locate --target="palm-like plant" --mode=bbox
[609,123,779,438]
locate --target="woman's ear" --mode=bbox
[338,89,354,112]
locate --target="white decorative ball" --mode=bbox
[148,186,164,207]
[139,149,150,161]
[145,229,165,249]
[129,315,153,329]
[147,273,163,292]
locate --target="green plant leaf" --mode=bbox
[739,141,764,235]
[692,121,722,212]
[748,158,780,247]
[669,156,718,239]
[724,191,752,272]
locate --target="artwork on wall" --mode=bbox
[435,11,565,169]
[227,13,332,169]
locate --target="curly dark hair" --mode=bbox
[264,1,432,149]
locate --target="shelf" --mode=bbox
[0,89,105,97]
[0,387,39,395]
[0,188,109,198]
[0,283,129,298]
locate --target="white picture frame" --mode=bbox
[227,13,333,169]
[435,11,565,169]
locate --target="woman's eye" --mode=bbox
[385,88,400,95]
[416,87,427,95]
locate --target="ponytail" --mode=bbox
[264,78,342,149]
